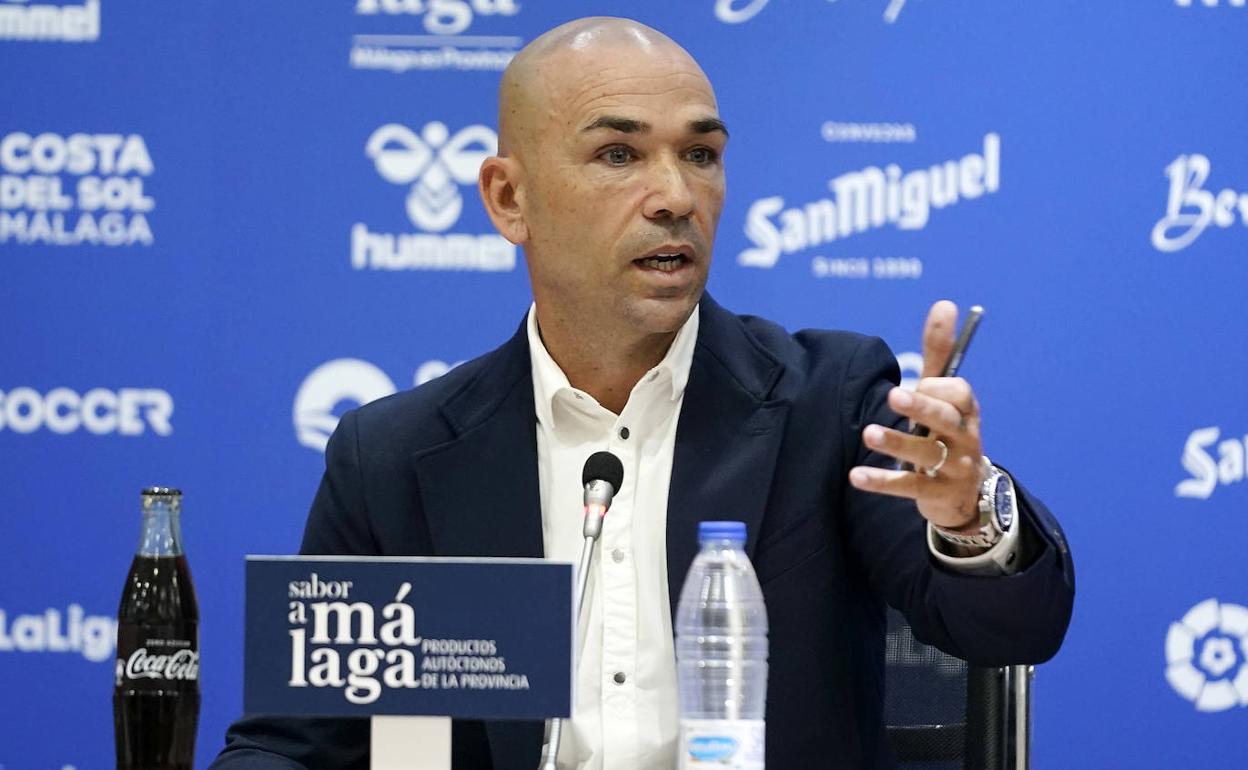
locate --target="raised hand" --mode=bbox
[848,300,985,532]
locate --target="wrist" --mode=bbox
[931,457,1015,550]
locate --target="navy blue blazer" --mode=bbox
[213,296,1074,769]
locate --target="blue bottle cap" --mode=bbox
[698,520,747,543]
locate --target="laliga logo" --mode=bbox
[1165,598,1248,712]
[293,358,460,452]
[715,0,908,24]
[1151,154,1248,252]
[366,122,496,233]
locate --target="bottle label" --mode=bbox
[679,719,765,769]
[114,624,199,689]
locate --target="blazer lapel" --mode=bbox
[666,296,789,620]
[413,321,544,560]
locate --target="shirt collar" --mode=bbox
[526,302,700,426]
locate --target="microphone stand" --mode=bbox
[537,482,611,770]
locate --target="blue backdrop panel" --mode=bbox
[2,1,1246,767]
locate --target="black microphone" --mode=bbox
[538,451,625,770]
[581,450,624,539]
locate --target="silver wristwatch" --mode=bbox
[932,457,1016,550]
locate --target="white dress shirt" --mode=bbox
[525,304,1024,770]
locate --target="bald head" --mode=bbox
[476,16,726,353]
[497,17,714,158]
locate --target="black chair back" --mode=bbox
[884,607,1012,770]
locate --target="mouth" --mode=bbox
[633,246,694,273]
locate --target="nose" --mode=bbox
[642,154,695,221]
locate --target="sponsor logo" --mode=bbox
[294,358,460,451]
[715,0,908,24]
[687,735,739,762]
[0,386,173,436]
[118,647,199,682]
[285,576,528,704]
[821,122,916,144]
[1165,598,1248,712]
[352,122,515,271]
[738,132,999,272]
[1151,154,1247,253]
[350,0,521,73]
[0,131,154,247]
[0,0,98,43]
[1175,0,1246,6]
[1175,426,1245,499]
[0,604,116,662]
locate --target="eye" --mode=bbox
[686,146,720,165]
[599,146,634,166]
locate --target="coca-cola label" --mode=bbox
[114,624,199,689]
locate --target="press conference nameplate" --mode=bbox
[243,556,574,719]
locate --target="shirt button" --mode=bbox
[613,671,627,685]
[619,426,630,440]
[611,548,625,563]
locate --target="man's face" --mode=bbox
[519,44,727,338]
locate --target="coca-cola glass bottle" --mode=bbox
[114,487,200,770]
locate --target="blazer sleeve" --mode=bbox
[837,336,1076,666]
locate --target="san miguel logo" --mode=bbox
[351,121,515,272]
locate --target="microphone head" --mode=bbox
[582,450,624,493]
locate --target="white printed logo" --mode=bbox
[739,132,999,270]
[367,122,494,232]
[0,131,154,247]
[0,387,173,436]
[0,0,99,43]
[822,122,916,144]
[293,358,461,451]
[286,578,528,705]
[1166,598,1248,712]
[715,0,908,24]
[121,647,199,681]
[1175,0,1246,6]
[0,605,116,662]
[1151,154,1247,253]
[352,122,515,271]
[1175,426,1245,500]
[350,0,522,74]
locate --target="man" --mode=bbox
[213,17,1074,770]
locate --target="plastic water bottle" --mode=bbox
[676,521,768,769]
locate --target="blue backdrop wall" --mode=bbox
[3,1,1246,767]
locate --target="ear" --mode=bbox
[478,155,529,245]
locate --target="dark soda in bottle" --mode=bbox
[113,487,200,770]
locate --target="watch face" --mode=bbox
[993,475,1014,530]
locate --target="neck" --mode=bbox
[534,307,678,415]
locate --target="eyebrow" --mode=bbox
[581,115,730,138]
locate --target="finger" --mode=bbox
[921,300,958,379]
[863,424,950,469]
[888,387,967,438]
[848,465,929,500]
[850,463,982,529]
[915,377,979,420]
